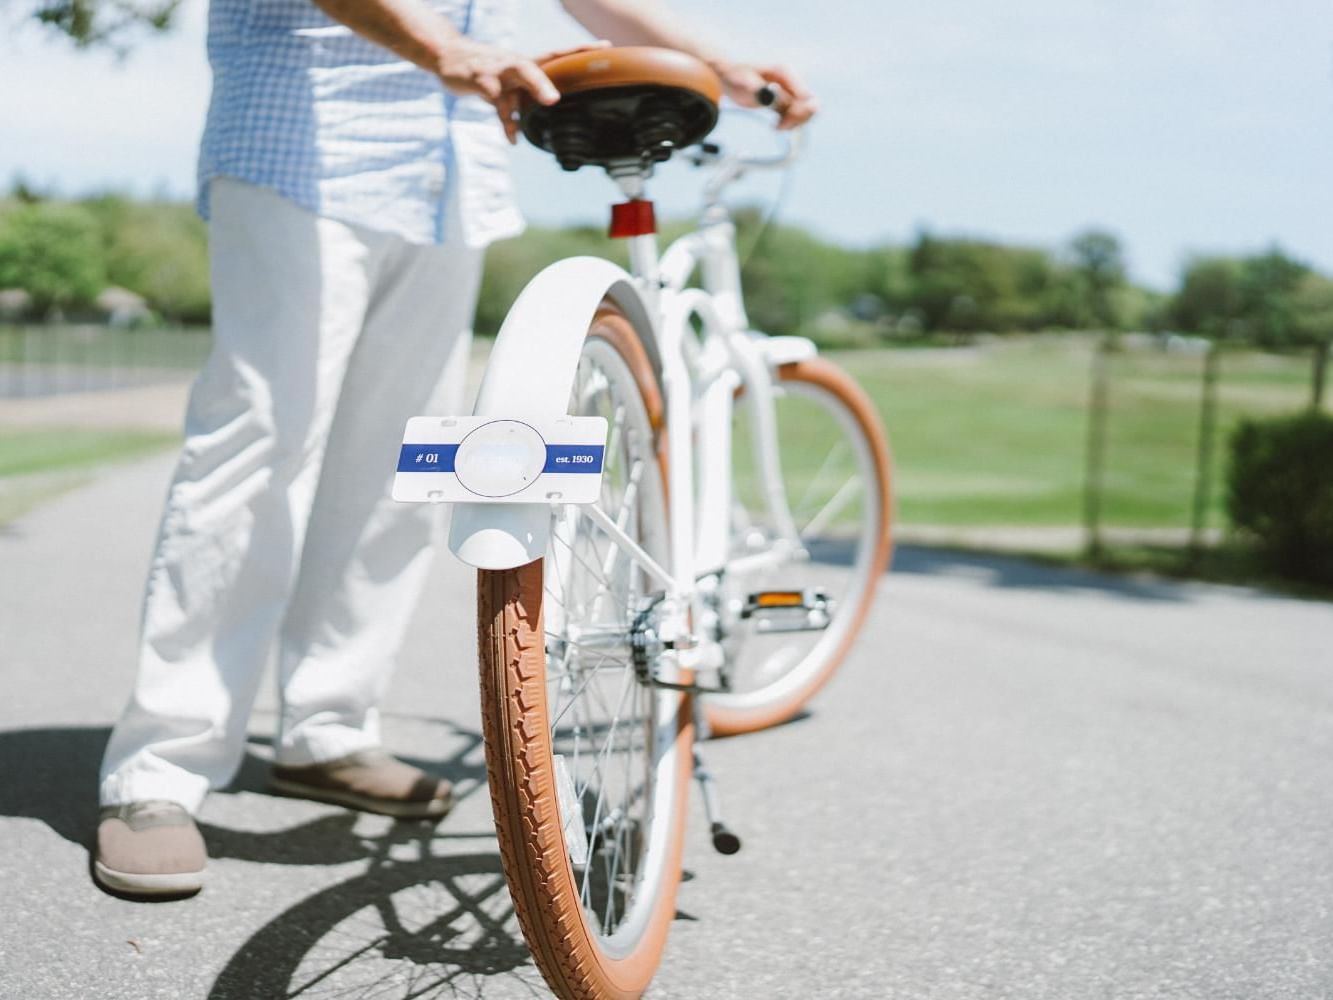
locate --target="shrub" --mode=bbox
[1226,412,1333,583]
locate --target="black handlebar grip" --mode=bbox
[756,83,793,117]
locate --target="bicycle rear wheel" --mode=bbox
[477,307,689,1000]
[704,357,893,737]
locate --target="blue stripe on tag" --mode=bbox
[398,443,604,474]
[543,445,605,473]
[397,443,458,472]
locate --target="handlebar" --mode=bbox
[689,105,804,204]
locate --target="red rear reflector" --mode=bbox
[609,200,656,238]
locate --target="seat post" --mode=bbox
[608,163,661,290]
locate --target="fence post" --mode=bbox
[1188,341,1221,561]
[1082,333,1112,557]
[1313,338,1329,411]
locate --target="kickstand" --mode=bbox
[692,711,742,855]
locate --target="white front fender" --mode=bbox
[448,256,653,570]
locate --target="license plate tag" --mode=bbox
[393,415,609,504]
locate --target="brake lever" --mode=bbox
[686,141,723,168]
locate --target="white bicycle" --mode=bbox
[394,47,893,1000]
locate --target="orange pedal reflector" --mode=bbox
[752,591,805,608]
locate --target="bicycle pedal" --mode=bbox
[740,590,833,633]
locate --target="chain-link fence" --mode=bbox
[846,334,1330,557]
[1082,335,1329,555]
[0,325,211,398]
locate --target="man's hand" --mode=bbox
[716,64,817,130]
[438,39,611,144]
[559,0,817,129]
[434,38,558,143]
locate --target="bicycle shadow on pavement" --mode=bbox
[199,724,542,998]
[205,818,546,1000]
[208,839,544,1000]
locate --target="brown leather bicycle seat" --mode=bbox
[539,46,723,105]
[520,47,723,172]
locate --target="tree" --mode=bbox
[1067,229,1127,330]
[25,0,180,47]
[1169,248,1310,345]
[1236,248,1309,346]
[906,232,1060,334]
[1169,256,1246,337]
[82,194,211,322]
[0,201,106,315]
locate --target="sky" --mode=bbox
[0,0,1331,289]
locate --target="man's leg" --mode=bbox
[98,179,386,816]
[273,232,483,788]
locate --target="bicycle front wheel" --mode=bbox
[705,356,893,737]
[477,307,690,1000]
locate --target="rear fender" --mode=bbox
[447,256,653,569]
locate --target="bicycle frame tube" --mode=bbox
[449,169,808,654]
[654,212,806,583]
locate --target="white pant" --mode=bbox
[99,178,482,812]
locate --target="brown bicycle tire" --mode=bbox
[704,356,894,737]
[476,306,691,1000]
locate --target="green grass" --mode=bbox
[0,427,177,523]
[0,428,178,478]
[826,338,1323,531]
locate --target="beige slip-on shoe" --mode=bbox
[93,800,207,898]
[270,748,453,819]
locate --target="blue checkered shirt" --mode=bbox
[198,0,524,248]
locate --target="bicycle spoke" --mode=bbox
[522,332,677,948]
[791,440,850,516]
[798,474,863,539]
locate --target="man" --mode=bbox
[94,0,816,899]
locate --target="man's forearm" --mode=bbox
[312,0,461,74]
[311,0,559,115]
[560,0,730,75]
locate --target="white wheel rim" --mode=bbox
[710,377,884,713]
[541,336,681,957]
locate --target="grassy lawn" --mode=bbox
[0,427,177,478]
[825,338,1321,531]
[0,333,1322,553]
[0,427,177,524]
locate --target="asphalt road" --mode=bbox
[3,452,1333,1000]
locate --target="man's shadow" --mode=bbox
[0,724,487,858]
[0,724,110,847]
